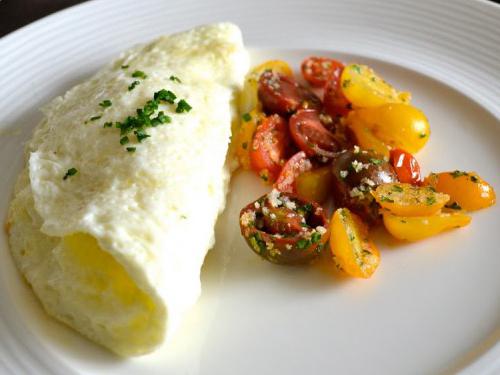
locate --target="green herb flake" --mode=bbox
[89,115,102,121]
[242,112,252,122]
[446,202,462,210]
[470,175,479,183]
[121,64,129,69]
[419,133,427,139]
[380,196,394,203]
[400,220,407,224]
[296,238,310,250]
[154,89,176,103]
[120,136,130,145]
[450,170,467,178]
[128,80,140,91]
[176,99,192,113]
[126,147,136,153]
[134,130,151,143]
[103,122,113,128]
[99,100,112,108]
[169,75,182,83]
[242,142,248,150]
[342,79,351,89]
[131,70,148,79]
[351,64,362,74]
[311,232,322,244]
[370,158,383,165]
[63,168,78,180]
[392,185,404,192]
[426,196,436,205]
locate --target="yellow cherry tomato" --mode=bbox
[239,60,293,115]
[295,166,333,203]
[382,210,471,241]
[329,208,380,278]
[340,63,411,108]
[346,103,430,155]
[424,171,496,211]
[372,183,449,216]
[235,110,265,170]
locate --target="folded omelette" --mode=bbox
[7,23,249,356]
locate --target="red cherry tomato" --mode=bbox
[289,109,339,159]
[274,151,313,193]
[258,71,321,116]
[263,206,305,235]
[389,148,422,185]
[323,71,351,118]
[301,56,344,87]
[250,114,291,182]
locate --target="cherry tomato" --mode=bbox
[301,56,344,87]
[323,72,351,118]
[289,109,339,159]
[295,166,333,203]
[249,114,291,182]
[389,148,422,185]
[258,71,321,116]
[274,151,313,193]
[239,191,330,265]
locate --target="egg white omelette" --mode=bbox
[6,23,249,356]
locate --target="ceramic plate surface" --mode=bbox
[0,0,499,374]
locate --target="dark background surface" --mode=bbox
[1,0,500,38]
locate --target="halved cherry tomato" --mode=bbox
[425,171,496,211]
[250,114,291,182]
[329,208,380,278]
[340,63,411,108]
[289,109,339,159]
[296,166,333,203]
[235,110,265,170]
[240,60,293,115]
[346,103,430,156]
[239,191,329,265]
[389,148,422,185]
[323,73,351,118]
[372,183,449,216]
[258,71,321,116]
[301,56,344,87]
[274,151,313,193]
[382,210,471,242]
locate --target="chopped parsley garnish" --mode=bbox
[311,232,322,244]
[470,175,479,183]
[450,170,467,178]
[419,133,427,138]
[296,238,310,250]
[120,136,129,145]
[121,64,129,69]
[392,185,404,192]
[126,147,136,153]
[63,168,78,180]
[380,196,394,203]
[89,115,102,121]
[446,202,462,210]
[99,100,112,108]
[169,75,182,83]
[103,122,113,128]
[242,112,252,122]
[369,158,383,165]
[342,79,351,89]
[351,64,362,74]
[128,80,140,91]
[134,129,151,143]
[242,142,248,150]
[131,70,148,79]
[176,99,192,113]
[426,196,436,205]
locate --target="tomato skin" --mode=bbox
[274,151,313,193]
[289,109,339,159]
[295,166,333,203]
[323,72,351,118]
[258,71,321,116]
[389,148,422,185]
[301,57,344,87]
[249,114,291,182]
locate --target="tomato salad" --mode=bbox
[236,57,496,279]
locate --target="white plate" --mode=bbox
[1,1,499,374]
